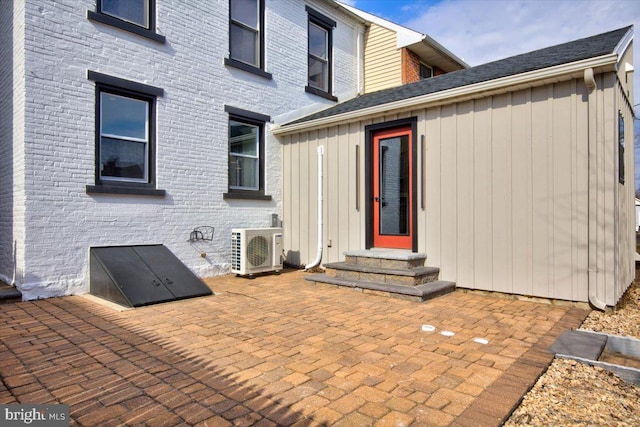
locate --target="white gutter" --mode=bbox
[305,146,324,270]
[585,67,607,311]
[273,53,618,136]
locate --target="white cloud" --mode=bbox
[402,0,640,104]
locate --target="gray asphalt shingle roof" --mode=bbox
[285,26,631,126]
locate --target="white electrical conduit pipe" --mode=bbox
[11,240,16,286]
[305,146,324,270]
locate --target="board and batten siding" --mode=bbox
[613,42,635,306]
[363,23,401,93]
[281,70,634,304]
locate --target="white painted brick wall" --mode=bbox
[13,0,361,298]
[0,1,27,287]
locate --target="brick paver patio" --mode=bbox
[0,271,588,426]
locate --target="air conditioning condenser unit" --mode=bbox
[231,228,283,276]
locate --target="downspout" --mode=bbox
[305,146,324,270]
[356,29,363,95]
[11,240,16,286]
[585,68,607,310]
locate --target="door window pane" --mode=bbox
[379,136,409,235]
[102,0,149,27]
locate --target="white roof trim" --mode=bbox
[614,27,634,59]
[273,53,618,136]
[334,1,467,68]
[336,1,423,47]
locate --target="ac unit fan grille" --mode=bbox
[247,235,270,267]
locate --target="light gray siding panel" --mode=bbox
[348,122,362,249]
[299,134,311,264]
[472,98,492,291]
[336,124,350,255]
[575,83,590,303]
[440,105,457,283]
[553,81,574,300]
[511,89,532,296]
[425,108,441,267]
[531,86,551,298]
[491,94,512,294]
[456,101,474,288]
[326,126,340,262]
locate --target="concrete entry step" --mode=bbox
[344,249,426,270]
[305,273,455,302]
[324,262,440,287]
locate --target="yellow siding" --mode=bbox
[281,70,634,304]
[363,24,401,93]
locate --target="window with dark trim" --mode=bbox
[419,63,433,79]
[305,7,337,101]
[225,0,272,79]
[86,71,165,197]
[619,111,625,184]
[223,106,271,201]
[87,0,166,44]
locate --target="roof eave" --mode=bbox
[273,53,618,136]
[404,35,470,70]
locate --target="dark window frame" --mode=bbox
[419,62,433,80]
[305,7,337,102]
[225,0,272,80]
[618,111,625,184]
[86,71,165,197]
[87,0,166,44]
[223,106,272,201]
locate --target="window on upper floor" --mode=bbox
[419,63,433,79]
[225,0,272,79]
[305,7,337,102]
[619,111,625,184]
[86,71,165,197]
[102,0,149,27]
[224,106,272,201]
[87,0,165,43]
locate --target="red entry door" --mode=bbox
[372,126,413,249]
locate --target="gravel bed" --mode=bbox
[505,281,640,426]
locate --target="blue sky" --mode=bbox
[348,0,639,99]
[347,0,640,189]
